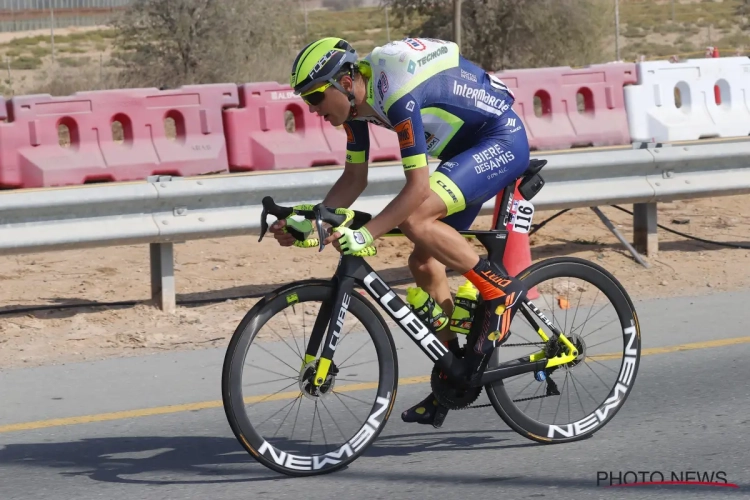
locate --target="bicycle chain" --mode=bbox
[461,340,555,409]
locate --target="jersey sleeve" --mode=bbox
[386,93,429,172]
[343,120,370,165]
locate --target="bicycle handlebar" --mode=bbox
[258,196,373,253]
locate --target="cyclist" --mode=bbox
[272,36,530,426]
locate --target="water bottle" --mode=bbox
[406,287,449,331]
[450,280,479,335]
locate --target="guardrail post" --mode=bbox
[633,202,658,256]
[150,242,176,313]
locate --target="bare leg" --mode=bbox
[408,245,457,344]
[399,192,480,275]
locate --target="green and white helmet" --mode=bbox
[290,37,359,105]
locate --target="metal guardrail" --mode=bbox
[1,140,749,311]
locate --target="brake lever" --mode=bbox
[259,196,294,243]
[314,204,327,252]
[259,205,269,242]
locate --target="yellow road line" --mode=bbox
[1,336,749,434]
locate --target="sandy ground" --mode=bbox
[1,194,749,370]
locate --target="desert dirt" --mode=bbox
[1,193,749,370]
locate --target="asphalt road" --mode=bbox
[1,290,749,499]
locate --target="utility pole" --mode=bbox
[385,4,391,42]
[302,0,308,40]
[453,0,461,49]
[615,0,620,61]
[671,0,675,22]
[50,1,56,63]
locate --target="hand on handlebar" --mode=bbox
[259,196,376,255]
[269,219,296,247]
[270,217,315,247]
[325,226,374,255]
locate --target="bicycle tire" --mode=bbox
[485,256,641,444]
[222,280,399,476]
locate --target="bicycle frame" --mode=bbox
[300,181,579,390]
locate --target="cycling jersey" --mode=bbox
[343,37,517,170]
[343,37,530,231]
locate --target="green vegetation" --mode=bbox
[58,56,91,68]
[9,56,42,70]
[618,0,748,60]
[305,7,421,56]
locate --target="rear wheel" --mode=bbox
[486,257,641,443]
[222,282,398,476]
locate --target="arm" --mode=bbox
[323,120,370,208]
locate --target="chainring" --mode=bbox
[430,364,482,410]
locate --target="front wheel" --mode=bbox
[222,281,399,476]
[485,257,641,444]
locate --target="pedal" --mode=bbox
[432,405,449,429]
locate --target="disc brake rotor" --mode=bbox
[299,360,338,401]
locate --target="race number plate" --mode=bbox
[510,199,535,233]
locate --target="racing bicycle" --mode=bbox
[222,159,642,477]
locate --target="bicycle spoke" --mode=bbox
[585,335,620,350]
[243,375,297,388]
[319,396,349,443]
[302,302,308,360]
[564,277,570,334]
[587,357,620,376]
[336,336,373,369]
[512,375,539,401]
[282,308,304,360]
[568,370,588,417]
[255,341,300,374]
[333,389,374,407]
[540,284,566,334]
[255,395,301,430]
[246,363,297,381]
[522,380,544,413]
[570,290,605,338]
[315,400,329,455]
[308,402,318,457]
[334,319,360,350]
[265,322,303,362]
[583,359,614,390]
[553,372,567,424]
[272,395,303,438]
[579,317,619,340]
[338,358,378,370]
[245,379,300,406]
[332,390,365,421]
[569,371,601,407]
[568,283,585,336]
[289,394,303,443]
[566,372,571,424]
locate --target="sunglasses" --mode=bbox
[301,82,332,106]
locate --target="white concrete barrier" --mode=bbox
[624,57,750,142]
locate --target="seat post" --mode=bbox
[492,183,516,231]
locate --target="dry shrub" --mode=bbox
[110,0,303,88]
